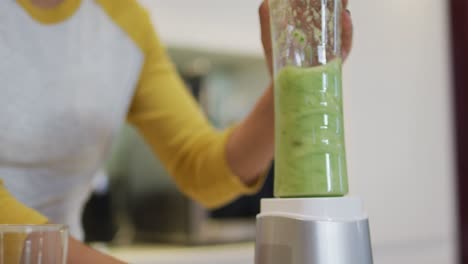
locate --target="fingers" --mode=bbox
[259,0,269,13]
[341,9,353,60]
[259,0,273,75]
[259,0,270,45]
[342,0,352,60]
[259,0,270,34]
[343,0,349,9]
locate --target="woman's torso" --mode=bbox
[0,0,144,238]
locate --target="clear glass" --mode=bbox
[270,0,349,197]
[0,225,68,264]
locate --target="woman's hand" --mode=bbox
[259,0,354,76]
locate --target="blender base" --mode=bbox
[255,197,373,264]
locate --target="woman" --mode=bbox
[0,0,353,262]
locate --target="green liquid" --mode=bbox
[274,59,348,198]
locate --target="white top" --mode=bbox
[0,0,143,239]
[259,197,368,222]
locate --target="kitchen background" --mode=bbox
[80,0,458,263]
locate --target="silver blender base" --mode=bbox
[255,198,373,264]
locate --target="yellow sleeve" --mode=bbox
[98,0,266,208]
[0,180,48,225]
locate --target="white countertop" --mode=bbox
[103,243,254,264]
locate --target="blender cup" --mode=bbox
[256,3,373,263]
[271,0,348,197]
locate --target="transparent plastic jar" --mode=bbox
[0,225,68,264]
[270,0,348,197]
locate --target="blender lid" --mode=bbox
[259,197,367,222]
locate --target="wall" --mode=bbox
[139,0,458,263]
[344,1,457,263]
[139,0,264,56]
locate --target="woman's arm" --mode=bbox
[124,1,269,208]
[122,0,352,208]
[226,86,274,185]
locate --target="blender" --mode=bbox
[255,0,373,263]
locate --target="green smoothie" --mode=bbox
[274,59,348,198]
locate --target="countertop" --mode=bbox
[102,243,255,264]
